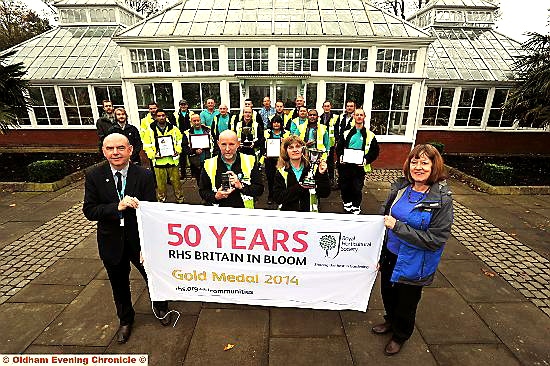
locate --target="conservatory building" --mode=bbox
[1,0,548,167]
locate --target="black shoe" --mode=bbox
[267,198,273,205]
[117,324,132,344]
[157,309,172,326]
[371,321,392,335]
[384,339,403,356]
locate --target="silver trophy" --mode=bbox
[241,126,253,147]
[302,148,324,189]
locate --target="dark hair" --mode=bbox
[148,101,158,107]
[323,100,332,106]
[156,108,166,115]
[299,106,308,112]
[269,115,284,130]
[345,100,356,107]
[102,99,112,106]
[403,144,447,185]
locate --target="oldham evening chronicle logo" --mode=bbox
[318,232,342,259]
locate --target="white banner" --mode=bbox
[137,202,385,311]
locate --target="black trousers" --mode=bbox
[380,249,423,343]
[103,244,168,326]
[338,164,365,207]
[265,157,277,200]
[327,146,336,183]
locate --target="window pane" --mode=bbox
[181,83,201,110]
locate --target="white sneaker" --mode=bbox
[351,206,361,215]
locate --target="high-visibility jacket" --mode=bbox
[341,128,376,172]
[289,117,307,135]
[320,112,340,147]
[203,153,256,209]
[143,122,183,167]
[139,113,155,140]
[297,123,329,159]
[277,167,319,213]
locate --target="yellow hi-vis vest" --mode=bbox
[342,129,376,173]
[203,154,256,209]
[297,123,329,160]
[323,113,340,147]
[277,167,319,213]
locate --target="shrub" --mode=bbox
[27,160,67,183]
[480,163,513,186]
[427,141,445,154]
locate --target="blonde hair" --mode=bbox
[277,135,309,169]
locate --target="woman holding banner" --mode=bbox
[273,135,330,212]
[374,144,453,356]
[264,115,290,205]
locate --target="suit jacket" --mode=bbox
[83,162,156,265]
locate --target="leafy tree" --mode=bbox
[126,0,159,17]
[0,0,51,51]
[504,32,550,129]
[0,50,30,133]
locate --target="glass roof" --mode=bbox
[425,0,497,8]
[426,27,522,81]
[7,26,122,80]
[120,0,430,38]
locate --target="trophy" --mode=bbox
[241,126,253,147]
[302,148,324,189]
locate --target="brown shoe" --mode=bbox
[384,339,403,356]
[371,321,392,334]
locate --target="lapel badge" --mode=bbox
[106,179,110,182]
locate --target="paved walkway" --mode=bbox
[0,171,549,365]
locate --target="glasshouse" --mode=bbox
[1,0,548,167]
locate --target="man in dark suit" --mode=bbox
[83,133,171,344]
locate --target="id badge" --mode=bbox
[120,218,125,227]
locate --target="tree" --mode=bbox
[0,50,30,133]
[373,0,500,20]
[126,0,160,17]
[0,0,51,51]
[504,32,550,129]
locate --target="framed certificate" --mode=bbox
[190,133,211,149]
[157,136,175,157]
[266,138,281,157]
[342,148,364,165]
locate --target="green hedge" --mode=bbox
[427,141,445,154]
[27,160,67,183]
[481,163,513,186]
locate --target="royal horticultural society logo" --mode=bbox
[318,232,342,259]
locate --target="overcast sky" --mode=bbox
[25,0,549,42]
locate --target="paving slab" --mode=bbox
[270,308,344,336]
[51,188,85,202]
[33,258,103,285]
[452,194,503,208]
[415,288,498,344]
[428,270,452,288]
[430,344,521,366]
[33,280,145,347]
[341,309,436,365]
[24,345,105,354]
[367,275,384,310]
[438,260,525,303]
[0,303,66,353]
[0,221,43,250]
[509,228,550,259]
[8,201,78,222]
[472,302,550,365]
[134,288,202,315]
[8,284,84,304]
[184,308,269,366]
[441,236,478,261]
[64,234,99,259]
[106,313,197,366]
[269,337,353,366]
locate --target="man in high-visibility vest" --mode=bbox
[234,106,264,158]
[287,106,308,135]
[320,100,340,188]
[142,109,185,203]
[139,101,158,140]
[199,130,263,208]
[336,108,379,215]
[297,109,330,160]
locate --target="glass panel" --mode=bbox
[229,82,240,111]
[154,83,174,111]
[391,85,411,110]
[306,83,317,109]
[346,83,365,108]
[181,83,201,110]
[372,84,392,110]
[492,89,508,107]
[61,87,76,106]
[370,111,388,135]
[201,83,221,105]
[276,85,298,108]
[134,84,154,109]
[472,88,488,107]
[459,88,474,107]
[325,83,345,110]
[422,107,438,125]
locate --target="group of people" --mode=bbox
[86,97,453,357]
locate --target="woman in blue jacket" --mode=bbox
[373,144,453,356]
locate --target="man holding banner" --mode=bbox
[83,133,171,344]
[199,130,263,208]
